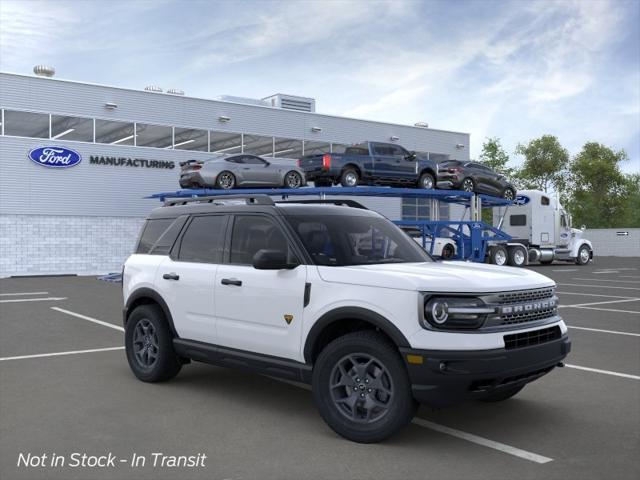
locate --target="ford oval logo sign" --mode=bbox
[514,195,530,206]
[28,146,82,168]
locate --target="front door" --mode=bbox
[372,143,415,181]
[214,214,307,361]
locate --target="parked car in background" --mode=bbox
[179,154,306,189]
[437,160,516,199]
[298,142,438,189]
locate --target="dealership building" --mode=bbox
[0,69,470,277]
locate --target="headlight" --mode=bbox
[423,297,495,330]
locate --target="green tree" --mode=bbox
[566,142,629,228]
[515,135,569,193]
[479,137,514,177]
[619,174,640,227]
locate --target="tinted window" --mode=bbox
[242,155,266,165]
[149,216,188,255]
[510,215,527,226]
[226,156,244,164]
[286,214,431,266]
[373,144,405,156]
[345,147,370,156]
[136,219,174,254]
[230,216,292,265]
[51,115,93,142]
[178,215,227,263]
[541,196,550,206]
[4,110,49,138]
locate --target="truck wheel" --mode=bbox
[441,243,455,259]
[576,245,591,265]
[340,168,360,187]
[490,245,508,266]
[461,178,475,192]
[216,171,236,189]
[502,188,515,201]
[312,331,417,443]
[125,304,182,383]
[478,385,524,402]
[507,246,527,267]
[418,172,435,190]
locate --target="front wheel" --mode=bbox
[125,305,182,383]
[418,172,435,190]
[461,177,475,192]
[576,245,591,265]
[478,385,524,402]
[284,170,303,189]
[312,331,417,443]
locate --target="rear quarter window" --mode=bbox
[136,219,174,254]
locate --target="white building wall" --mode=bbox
[585,228,640,257]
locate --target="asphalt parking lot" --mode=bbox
[1,256,639,480]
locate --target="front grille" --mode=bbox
[501,306,558,325]
[504,326,561,350]
[497,287,555,305]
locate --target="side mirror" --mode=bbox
[252,249,297,270]
[581,225,586,231]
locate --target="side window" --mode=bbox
[229,216,291,265]
[561,215,567,228]
[541,196,550,206]
[510,215,527,226]
[136,218,174,254]
[149,216,188,255]
[178,215,227,263]
[226,156,243,164]
[389,145,408,157]
[242,155,266,165]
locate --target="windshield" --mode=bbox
[285,214,432,266]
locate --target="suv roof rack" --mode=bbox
[164,194,274,207]
[276,199,368,209]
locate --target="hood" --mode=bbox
[317,261,555,293]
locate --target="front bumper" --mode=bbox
[400,334,571,407]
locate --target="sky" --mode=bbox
[1,0,638,173]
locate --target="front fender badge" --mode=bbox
[284,314,294,325]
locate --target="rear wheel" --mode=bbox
[507,246,527,267]
[284,170,303,189]
[479,385,524,402]
[576,245,591,265]
[125,305,182,383]
[461,177,475,192]
[340,168,360,187]
[418,172,435,190]
[502,187,515,201]
[216,171,236,189]
[490,245,508,266]
[312,331,417,443]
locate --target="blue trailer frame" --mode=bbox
[148,187,512,263]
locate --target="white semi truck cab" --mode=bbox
[490,190,593,266]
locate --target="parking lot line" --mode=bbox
[619,275,640,279]
[568,325,640,337]
[592,270,619,274]
[559,298,640,308]
[272,377,553,464]
[0,346,124,362]
[51,307,125,332]
[410,418,553,464]
[0,291,49,296]
[552,269,579,272]
[572,278,640,284]
[557,283,640,291]
[556,291,637,299]
[0,296,67,303]
[565,364,640,380]
[567,305,640,315]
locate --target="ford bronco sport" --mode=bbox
[123,195,570,443]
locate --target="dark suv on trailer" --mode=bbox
[437,160,516,199]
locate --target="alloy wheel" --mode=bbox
[132,319,159,368]
[462,179,474,192]
[286,172,302,188]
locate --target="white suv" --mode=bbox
[123,195,570,443]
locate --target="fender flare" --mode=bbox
[124,287,178,337]
[303,307,411,363]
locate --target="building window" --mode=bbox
[173,127,208,151]
[401,199,450,221]
[3,110,49,138]
[304,140,330,156]
[51,114,93,142]
[243,134,273,156]
[135,123,173,148]
[210,131,242,154]
[273,137,303,159]
[95,119,135,145]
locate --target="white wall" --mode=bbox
[584,228,640,257]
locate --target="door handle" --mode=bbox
[221,278,242,286]
[163,273,180,281]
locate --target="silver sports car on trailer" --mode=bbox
[179,154,306,189]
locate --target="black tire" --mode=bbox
[479,385,524,402]
[490,245,508,266]
[312,331,417,443]
[284,170,303,189]
[216,171,236,190]
[576,245,591,265]
[441,243,455,259]
[418,172,435,190]
[125,304,182,383]
[507,246,527,267]
[461,177,475,192]
[340,168,360,187]
[502,187,516,201]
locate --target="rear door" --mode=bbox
[214,214,307,361]
[155,214,228,344]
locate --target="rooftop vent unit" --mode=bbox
[262,94,316,113]
[216,95,270,107]
[414,122,429,128]
[167,88,185,96]
[144,85,163,93]
[33,65,55,77]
